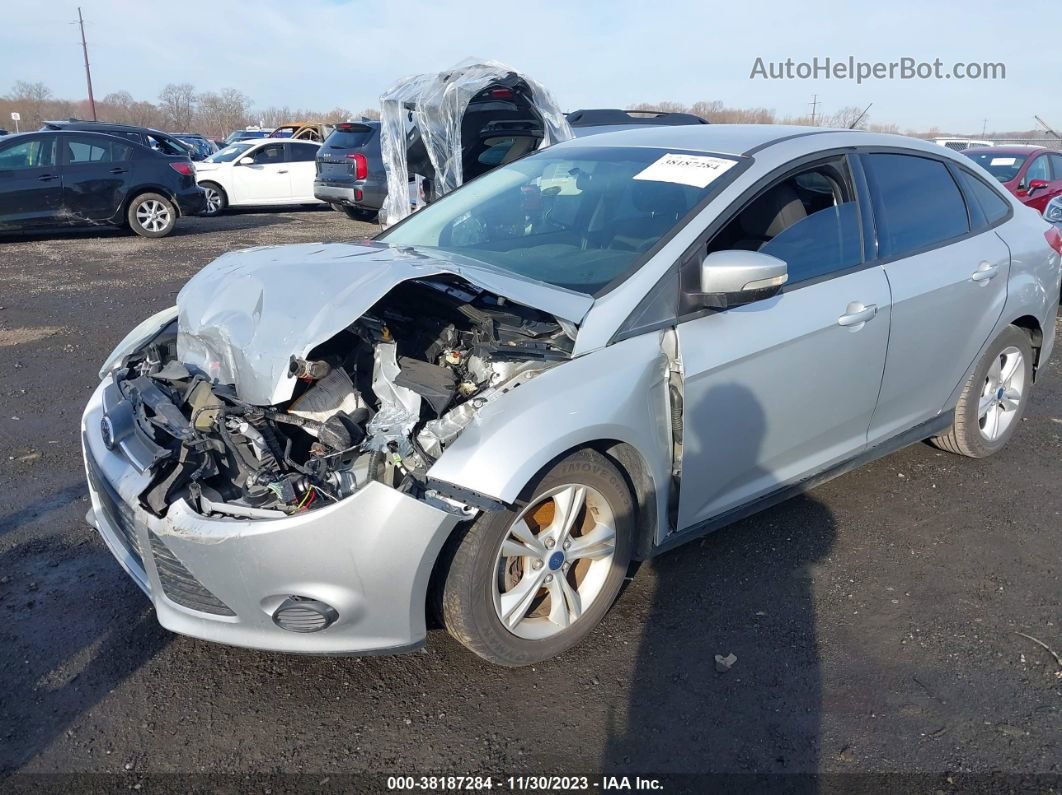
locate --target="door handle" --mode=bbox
[837,301,877,328]
[971,262,999,283]
[37,174,58,182]
[278,169,289,174]
[109,167,128,174]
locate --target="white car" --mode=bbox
[194,139,324,216]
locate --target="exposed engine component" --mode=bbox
[109,276,570,518]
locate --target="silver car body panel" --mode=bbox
[83,380,460,653]
[84,125,1060,654]
[176,241,593,406]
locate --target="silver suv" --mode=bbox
[84,125,1061,666]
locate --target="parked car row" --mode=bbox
[312,108,710,223]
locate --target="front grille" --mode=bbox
[149,532,235,616]
[86,450,144,569]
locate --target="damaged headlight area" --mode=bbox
[105,277,571,520]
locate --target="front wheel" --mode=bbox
[932,325,1033,457]
[437,449,633,666]
[127,193,177,238]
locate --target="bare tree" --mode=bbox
[196,88,252,137]
[357,107,381,121]
[5,81,55,127]
[158,83,197,130]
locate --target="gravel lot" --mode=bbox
[1,208,1059,788]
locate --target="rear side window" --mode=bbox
[956,168,1011,226]
[288,143,318,162]
[863,153,969,259]
[65,135,133,164]
[1049,154,1062,179]
[323,127,374,149]
[0,137,55,169]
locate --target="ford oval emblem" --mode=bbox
[100,416,116,450]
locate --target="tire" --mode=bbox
[127,193,177,238]
[339,205,378,223]
[932,325,1033,458]
[200,182,227,217]
[437,449,634,666]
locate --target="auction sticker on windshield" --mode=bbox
[633,153,738,188]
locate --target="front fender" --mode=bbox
[427,332,673,544]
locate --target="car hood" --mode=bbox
[175,241,593,405]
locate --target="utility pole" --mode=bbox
[809,94,819,125]
[981,118,988,137]
[77,7,97,121]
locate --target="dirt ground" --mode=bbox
[0,208,1059,790]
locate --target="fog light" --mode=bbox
[272,596,338,633]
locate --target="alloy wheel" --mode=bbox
[203,187,222,215]
[136,200,171,233]
[978,345,1025,441]
[492,484,618,640]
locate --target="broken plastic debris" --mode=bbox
[714,652,737,673]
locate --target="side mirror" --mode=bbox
[238,156,255,166]
[698,250,788,309]
[1028,179,1050,195]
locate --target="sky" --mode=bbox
[1,0,1059,133]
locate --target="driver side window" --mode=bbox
[704,158,862,286]
[1025,155,1050,184]
[252,144,285,164]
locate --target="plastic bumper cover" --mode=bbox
[81,379,461,654]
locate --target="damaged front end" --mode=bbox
[104,272,576,522]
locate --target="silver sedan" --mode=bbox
[84,125,1061,665]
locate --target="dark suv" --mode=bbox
[41,120,198,159]
[313,121,384,221]
[0,130,205,237]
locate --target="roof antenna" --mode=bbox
[849,103,873,129]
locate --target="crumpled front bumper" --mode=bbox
[81,379,461,655]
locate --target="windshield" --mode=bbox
[206,143,253,163]
[379,146,741,294]
[963,150,1028,182]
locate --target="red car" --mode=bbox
[962,145,1062,212]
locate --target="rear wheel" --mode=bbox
[200,182,227,217]
[438,449,633,666]
[932,325,1033,457]
[127,193,177,238]
[339,205,378,223]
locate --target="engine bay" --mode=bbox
[109,277,573,519]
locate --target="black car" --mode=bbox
[41,119,198,159]
[0,130,205,237]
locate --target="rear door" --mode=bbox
[285,141,320,200]
[59,133,135,221]
[1046,154,1062,208]
[230,142,289,203]
[0,135,61,226]
[863,152,1010,444]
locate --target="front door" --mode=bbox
[231,142,290,203]
[676,156,892,530]
[0,135,61,227]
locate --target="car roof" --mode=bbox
[550,124,947,158]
